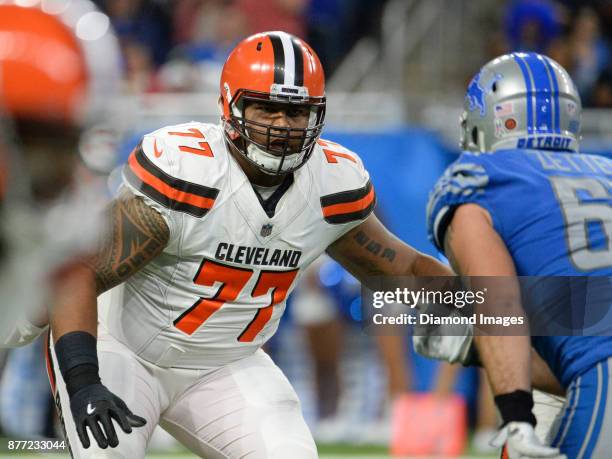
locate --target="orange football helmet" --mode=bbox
[0,5,86,124]
[0,1,121,126]
[220,31,326,175]
[0,1,121,344]
[0,1,121,201]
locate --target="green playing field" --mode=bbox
[0,438,498,458]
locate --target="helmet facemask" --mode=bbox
[224,89,325,175]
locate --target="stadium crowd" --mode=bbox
[492,0,612,107]
[82,0,612,108]
[90,0,387,93]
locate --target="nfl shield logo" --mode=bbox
[260,223,273,237]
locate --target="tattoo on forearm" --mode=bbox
[88,192,169,294]
[353,230,396,262]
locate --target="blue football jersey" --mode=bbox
[427,148,612,387]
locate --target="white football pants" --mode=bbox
[46,327,317,459]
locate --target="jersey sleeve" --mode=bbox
[426,154,498,252]
[316,139,376,233]
[121,125,221,253]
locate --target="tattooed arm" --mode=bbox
[48,189,161,449]
[51,189,169,339]
[326,214,454,286]
[326,214,454,402]
[90,189,169,295]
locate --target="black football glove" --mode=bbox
[69,383,146,449]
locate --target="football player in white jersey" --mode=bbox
[0,1,143,455]
[0,1,121,347]
[0,2,139,454]
[48,31,455,458]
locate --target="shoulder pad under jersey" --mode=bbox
[123,122,227,218]
[311,138,376,225]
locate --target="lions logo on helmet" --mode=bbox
[466,71,503,117]
[461,52,581,154]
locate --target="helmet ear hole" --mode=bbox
[471,127,478,145]
[492,82,498,92]
[217,96,224,115]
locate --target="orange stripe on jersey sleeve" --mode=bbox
[128,152,214,209]
[124,146,219,218]
[322,186,375,217]
[320,180,376,224]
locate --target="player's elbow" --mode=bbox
[410,252,454,277]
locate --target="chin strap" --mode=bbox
[246,142,302,175]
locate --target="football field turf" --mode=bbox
[0,447,497,458]
[0,455,496,459]
[0,438,497,458]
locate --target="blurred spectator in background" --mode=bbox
[307,0,387,77]
[237,0,309,38]
[591,67,612,107]
[499,0,612,107]
[101,0,172,66]
[160,1,247,91]
[504,0,562,53]
[566,7,610,104]
[123,39,164,93]
[291,257,345,436]
[90,0,392,92]
[291,254,410,444]
[94,0,172,93]
[172,0,220,46]
[306,0,345,75]
[559,0,612,42]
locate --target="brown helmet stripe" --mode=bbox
[268,33,285,84]
[291,38,304,87]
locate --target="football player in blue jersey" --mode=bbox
[426,52,612,459]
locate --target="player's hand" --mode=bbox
[69,383,146,449]
[491,422,566,459]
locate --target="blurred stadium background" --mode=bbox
[2,0,612,457]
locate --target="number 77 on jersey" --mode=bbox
[173,258,298,342]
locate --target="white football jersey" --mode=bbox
[1,179,106,347]
[100,122,375,369]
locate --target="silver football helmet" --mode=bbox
[461,52,581,153]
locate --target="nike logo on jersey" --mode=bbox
[153,138,163,157]
[215,243,301,268]
[86,403,96,415]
